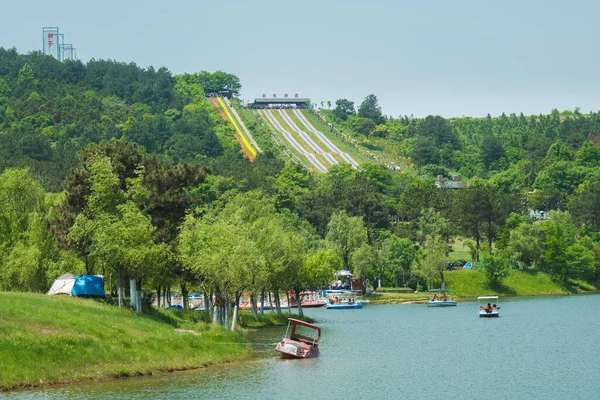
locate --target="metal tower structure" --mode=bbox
[60,43,76,61]
[42,27,60,60]
[42,27,77,61]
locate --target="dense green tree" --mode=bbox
[502,222,545,268]
[357,94,384,124]
[332,98,355,120]
[411,234,447,289]
[196,70,241,95]
[481,134,507,170]
[568,178,600,230]
[575,141,600,167]
[482,253,510,288]
[380,235,417,287]
[325,210,368,271]
[455,180,517,261]
[352,117,377,136]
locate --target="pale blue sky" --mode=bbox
[1,0,598,118]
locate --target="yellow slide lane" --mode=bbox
[217,97,256,158]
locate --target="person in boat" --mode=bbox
[492,304,497,310]
[432,294,438,301]
[485,303,492,313]
[442,294,448,301]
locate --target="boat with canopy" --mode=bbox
[477,295,500,317]
[275,318,321,359]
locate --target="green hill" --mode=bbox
[0,293,248,391]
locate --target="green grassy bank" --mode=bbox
[368,269,575,304]
[0,293,249,391]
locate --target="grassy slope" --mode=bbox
[284,110,345,165]
[246,109,314,170]
[368,269,570,304]
[269,110,330,172]
[0,293,248,390]
[234,106,275,152]
[218,98,256,158]
[302,110,375,165]
[272,110,333,169]
[448,237,472,262]
[444,269,568,297]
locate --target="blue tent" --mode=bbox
[464,262,473,269]
[71,275,105,297]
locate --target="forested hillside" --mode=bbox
[0,47,246,191]
[1,48,599,328]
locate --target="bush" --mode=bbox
[482,253,510,287]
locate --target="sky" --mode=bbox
[1,0,599,118]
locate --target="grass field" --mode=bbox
[0,293,248,391]
[443,268,568,297]
[367,268,571,305]
[448,237,473,263]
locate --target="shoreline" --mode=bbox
[1,358,247,393]
[366,290,600,305]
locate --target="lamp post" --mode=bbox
[375,252,382,289]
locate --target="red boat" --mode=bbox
[287,291,327,308]
[275,318,321,359]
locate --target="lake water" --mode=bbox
[7,294,600,399]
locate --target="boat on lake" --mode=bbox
[427,289,457,307]
[326,292,365,309]
[275,318,321,359]
[287,291,327,308]
[478,295,500,317]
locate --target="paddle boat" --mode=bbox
[275,318,321,359]
[477,296,500,317]
[427,289,457,307]
[326,292,365,309]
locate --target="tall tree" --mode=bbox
[358,94,384,124]
[332,98,355,121]
[325,210,368,271]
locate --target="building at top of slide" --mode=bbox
[248,95,310,109]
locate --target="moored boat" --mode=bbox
[287,291,327,308]
[275,318,321,359]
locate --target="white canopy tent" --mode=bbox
[47,273,76,295]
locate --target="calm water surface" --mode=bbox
[7,294,600,399]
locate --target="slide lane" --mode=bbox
[224,97,262,153]
[209,97,254,162]
[217,97,257,159]
[277,109,338,166]
[271,109,332,168]
[262,109,328,173]
[293,109,359,168]
[209,97,227,120]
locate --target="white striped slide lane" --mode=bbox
[293,109,359,168]
[278,109,337,166]
[262,109,329,173]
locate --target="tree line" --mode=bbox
[1,49,600,331]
